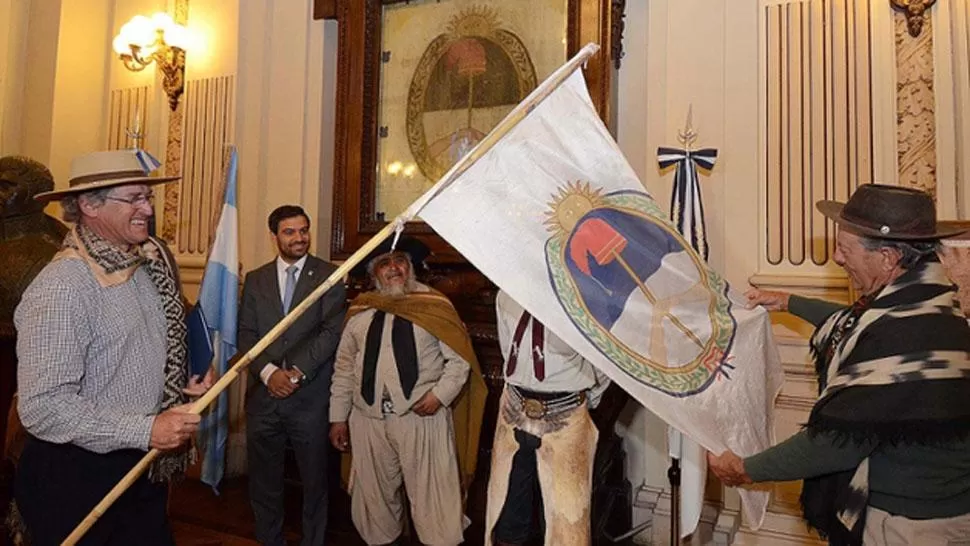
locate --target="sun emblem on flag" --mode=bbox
[544,181,608,234]
[544,181,736,397]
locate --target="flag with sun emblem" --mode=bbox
[545,183,736,396]
[419,56,784,527]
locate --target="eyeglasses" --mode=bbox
[106,192,155,207]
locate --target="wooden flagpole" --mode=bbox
[62,42,601,546]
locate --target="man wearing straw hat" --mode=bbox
[329,236,486,546]
[237,205,346,546]
[707,184,970,545]
[12,149,212,545]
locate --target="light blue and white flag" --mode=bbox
[192,147,239,492]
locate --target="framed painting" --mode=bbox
[316,0,625,263]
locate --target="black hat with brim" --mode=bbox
[816,183,968,240]
[351,235,431,278]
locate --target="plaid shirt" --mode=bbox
[14,257,167,453]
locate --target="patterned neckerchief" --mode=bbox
[817,289,880,390]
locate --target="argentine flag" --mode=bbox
[191,147,239,492]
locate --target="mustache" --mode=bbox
[375,268,417,292]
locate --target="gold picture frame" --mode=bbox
[316,0,625,262]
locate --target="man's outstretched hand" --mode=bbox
[707,450,753,487]
[744,288,791,312]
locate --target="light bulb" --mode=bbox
[151,12,174,31]
[112,34,130,56]
[164,24,191,50]
[121,15,156,47]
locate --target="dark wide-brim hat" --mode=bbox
[34,149,179,202]
[938,221,970,242]
[351,235,431,278]
[816,183,968,240]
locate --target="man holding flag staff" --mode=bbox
[708,184,970,544]
[13,148,212,545]
[239,205,346,546]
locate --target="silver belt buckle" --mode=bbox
[381,398,394,415]
[522,397,546,419]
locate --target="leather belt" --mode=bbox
[508,385,585,419]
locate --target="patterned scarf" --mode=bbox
[801,258,970,545]
[63,224,191,481]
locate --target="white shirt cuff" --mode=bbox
[259,363,279,385]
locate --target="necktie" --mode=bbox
[282,264,298,313]
[361,312,420,405]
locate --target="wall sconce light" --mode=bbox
[113,13,192,110]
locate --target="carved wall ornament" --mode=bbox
[762,1,876,267]
[894,11,936,194]
[890,0,938,38]
[162,0,189,242]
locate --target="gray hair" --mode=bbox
[61,188,111,223]
[859,236,940,270]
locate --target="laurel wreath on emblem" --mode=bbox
[405,6,537,182]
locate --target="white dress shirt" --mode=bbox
[259,254,309,385]
[495,290,609,401]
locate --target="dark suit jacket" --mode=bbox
[237,255,346,410]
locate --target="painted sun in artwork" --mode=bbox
[543,181,607,239]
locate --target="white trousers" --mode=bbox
[348,408,464,546]
[864,506,970,545]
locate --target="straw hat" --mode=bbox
[816,183,967,240]
[34,149,179,202]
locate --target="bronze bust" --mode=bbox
[0,157,68,543]
[0,156,68,331]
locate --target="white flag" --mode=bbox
[419,57,784,527]
[668,427,706,537]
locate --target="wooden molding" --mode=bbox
[747,273,848,289]
[313,0,337,19]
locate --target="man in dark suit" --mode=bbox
[239,205,346,546]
